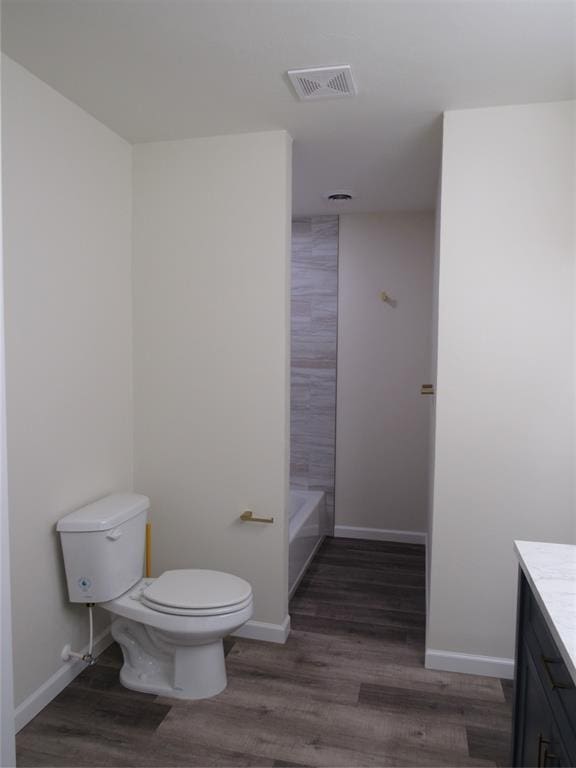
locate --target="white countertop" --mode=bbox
[514,540,576,683]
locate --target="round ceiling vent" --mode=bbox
[323,189,355,202]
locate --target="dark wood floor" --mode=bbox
[17,538,513,767]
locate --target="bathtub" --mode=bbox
[289,489,326,598]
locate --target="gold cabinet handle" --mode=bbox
[240,510,274,524]
[421,384,435,395]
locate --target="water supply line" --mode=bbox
[61,604,96,665]
[88,602,93,657]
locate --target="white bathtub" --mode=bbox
[289,489,326,598]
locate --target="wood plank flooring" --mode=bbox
[16,538,512,767]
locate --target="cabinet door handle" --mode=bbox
[538,734,547,767]
[541,655,571,690]
[543,748,558,767]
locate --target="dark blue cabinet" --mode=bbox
[512,572,576,767]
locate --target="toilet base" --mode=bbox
[111,618,228,700]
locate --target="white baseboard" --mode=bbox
[334,525,426,545]
[425,648,515,679]
[233,615,290,644]
[15,628,113,733]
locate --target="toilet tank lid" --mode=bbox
[56,493,150,532]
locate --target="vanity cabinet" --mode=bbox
[512,571,576,767]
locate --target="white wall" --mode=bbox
[427,101,575,674]
[2,57,133,708]
[133,131,292,633]
[336,213,435,538]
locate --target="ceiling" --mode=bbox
[2,0,575,215]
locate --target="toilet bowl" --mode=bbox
[56,493,253,701]
[102,569,253,699]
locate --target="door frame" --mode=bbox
[0,43,16,768]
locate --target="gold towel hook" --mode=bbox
[380,291,397,307]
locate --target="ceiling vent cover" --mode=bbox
[287,66,357,100]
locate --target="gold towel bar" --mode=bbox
[240,510,274,524]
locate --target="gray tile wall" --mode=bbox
[290,216,338,527]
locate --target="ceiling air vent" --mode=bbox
[324,190,355,202]
[287,66,357,101]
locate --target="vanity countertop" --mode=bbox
[514,540,576,683]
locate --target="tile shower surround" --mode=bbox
[290,216,338,526]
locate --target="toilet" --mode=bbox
[56,493,253,700]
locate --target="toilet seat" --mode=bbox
[140,569,253,617]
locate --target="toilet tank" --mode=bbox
[57,493,149,603]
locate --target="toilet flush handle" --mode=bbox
[106,528,123,541]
